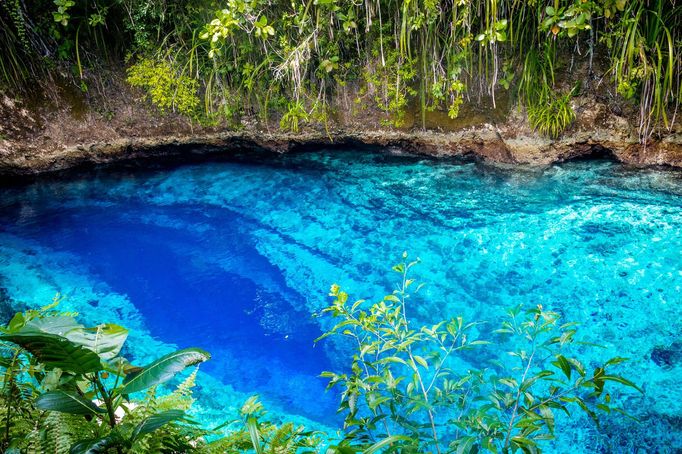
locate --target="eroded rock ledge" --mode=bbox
[1,126,681,178]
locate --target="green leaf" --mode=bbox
[118,348,210,395]
[1,332,102,374]
[21,316,83,336]
[327,447,356,454]
[511,436,537,447]
[566,357,586,377]
[379,356,409,367]
[6,312,26,332]
[538,404,555,433]
[246,416,263,454]
[363,435,412,454]
[391,264,405,274]
[65,324,128,361]
[455,435,477,454]
[600,375,643,393]
[498,377,518,389]
[521,370,554,391]
[553,355,572,380]
[69,436,116,454]
[413,355,428,368]
[605,357,629,366]
[36,390,106,415]
[132,410,186,441]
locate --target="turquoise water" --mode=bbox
[0,149,681,451]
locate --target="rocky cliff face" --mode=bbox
[1,78,680,178]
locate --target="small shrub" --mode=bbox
[527,92,576,139]
[127,57,200,118]
[316,253,640,453]
[279,100,309,133]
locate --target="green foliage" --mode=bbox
[316,253,640,453]
[0,299,210,453]
[0,0,680,138]
[604,0,679,138]
[127,56,201,118]
[528,92,576,139]
[518,47,576,138]
[280,100,309,133]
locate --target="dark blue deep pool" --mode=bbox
[0,149,680,451]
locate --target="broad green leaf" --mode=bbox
[455,435,477,454]
[70,436,116,454]
[132,410,186,441]
[66,324,128,361]
[23,316,83,336]
[1,332,102,374]
[6,312,26,333]
[36,390,106,415]
[118,348,210,395]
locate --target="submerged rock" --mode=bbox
[651,342,682,370]
[0,285,26,325]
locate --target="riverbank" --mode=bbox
[1,83,681,178]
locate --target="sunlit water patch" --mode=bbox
[1,150,681,451]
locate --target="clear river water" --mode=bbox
[0,149,680,452]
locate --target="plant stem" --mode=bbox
[94,374,117,429]
[399,264,441,454]
[503,339,536,453]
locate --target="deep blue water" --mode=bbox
[0,149,681,451]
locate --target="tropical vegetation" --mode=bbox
[0,0,679,139]
[0,257,640,453]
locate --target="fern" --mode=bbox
[158,367,197,412]
[268,422,296,454]
[44,412,71,454]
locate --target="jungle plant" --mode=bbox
[0,297,210,453]
[0,298,404,453]
[527,91,576,139]
[127,56,201,118]
[1,0,680,139]
[316,253,641,453]
[203,396,325,453]
[605,0,679,139]
[279,100,309,133]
